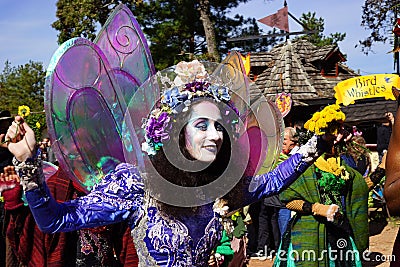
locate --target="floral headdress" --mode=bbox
[141,60,240,156]
[303,104,346,136]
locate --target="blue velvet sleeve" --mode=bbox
[235,153,310,208]
[25,163,145,233]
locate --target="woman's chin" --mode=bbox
[197,151,217,163]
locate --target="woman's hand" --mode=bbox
[5,116,37,162]
[208,253,218,266]
[0,165,20,193]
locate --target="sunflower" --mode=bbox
[18,105,31,117]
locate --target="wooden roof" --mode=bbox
[250,39,359,106]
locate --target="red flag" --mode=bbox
[258,6,289,32]
[393,18,400,37]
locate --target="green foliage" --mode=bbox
[358,1,399,54]
[52,0,258,69]
[295,12,346,47]
[24,112,47,142]
[133,0,260,68]
[52,0,112,43]
[0,61,46,139]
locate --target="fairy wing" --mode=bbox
[95,3,156,104]
[214,51,250,117]
[218,51,283,174]
[42,161,59,181]
[45,5,155,193]
[45,38,128,192]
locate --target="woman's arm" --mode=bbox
[24,163,144,233]
[237,135,329,208]
[384,107,400,216]
[4,116,145,232]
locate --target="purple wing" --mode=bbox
[45,38,128,192]
[95,4,156,104]
[45,5,155,193]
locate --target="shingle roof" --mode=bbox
[250,39,359,106]
[342,99,398,124]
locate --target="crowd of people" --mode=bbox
[1,4,400,267]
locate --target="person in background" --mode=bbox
[277,127,299,235]
[274,105,369,267]
[341,135,372,177]
[377,111,394,162]
[249,127,300,260]
[39,137,57,165]
[0,110,15,267]
[0,111,14,172]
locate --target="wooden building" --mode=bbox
[248,39,397,144]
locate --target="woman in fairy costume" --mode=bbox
[3,58,347,267]
[2,4,350,266]
[273,105,369,267]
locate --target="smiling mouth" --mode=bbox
[202,145,217,152]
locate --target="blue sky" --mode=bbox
[0,0,395,75]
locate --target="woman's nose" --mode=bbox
[207,125,221,141]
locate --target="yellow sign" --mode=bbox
[334,74,400,106]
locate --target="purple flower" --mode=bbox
[184,81,208,92]
[146,112,170,143]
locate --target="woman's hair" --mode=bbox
[285,126,298,144]
[347,135,368,160]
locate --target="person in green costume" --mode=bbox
[273,105,369,267]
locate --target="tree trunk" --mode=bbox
[198,0,220,62]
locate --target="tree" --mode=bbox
[358,0,399,55]
[295,12,346,47]
[51,0,259,69]
[0,61,46,139]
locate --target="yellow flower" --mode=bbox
[307,121,316,132]
[312,112,321,121]
[315,119,324,130]
[18,105,30,117]
[315,156,344,176]
[36,122,41,129]
[304,104,345,135]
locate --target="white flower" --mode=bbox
[174,60,207,86]
[141,142,156,155]
[213,198,229,216]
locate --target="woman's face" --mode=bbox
[282,131,295,155]
[184,101,224,162]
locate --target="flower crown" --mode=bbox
[303,104,346,135]
[141,60,240,156]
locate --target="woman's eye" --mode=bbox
[215,122,224,132]
[196,123,208,131]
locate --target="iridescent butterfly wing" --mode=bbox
[45,4,155,193]
[95,4,156,104]
[217,51,283,174]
